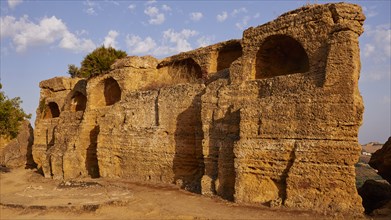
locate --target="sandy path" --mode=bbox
[0,168,342,219]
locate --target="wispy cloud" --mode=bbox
[231,7,247,17]
[105,0,119,6]
[144,6,165,25]
[363,24,391,62]
[154,29,198,55]
[363,6,378,18]
[363,43,375,57]
[84,0,99,15]
[145,0,157,5]
[217,11,228,22]
[161,4,171,12]
[236,16,250,30]
[126,29,198,56]
[0,15,95,53]
[190,12,203,21]
[197,35,215,47]
[8,0,23,9]
[128,4,136,11]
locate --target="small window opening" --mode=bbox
[104,78,121,106]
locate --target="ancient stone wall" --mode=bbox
[32,3,365,214]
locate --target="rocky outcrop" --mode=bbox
[369,137,391,183]
[32,3,365,214]
[358,180,391,216]
[0,120,35,168]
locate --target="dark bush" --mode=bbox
[68,46,127,78]
[0,84,31,139]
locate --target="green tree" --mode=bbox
[67,64,81,78]
[68,46,127,78]
[0,84,31,139]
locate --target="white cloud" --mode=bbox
[76,29,88,36]
[8,0,23,9]
[85,7,96,15]
[161,4,171,11]
[364,24,391,61]
[144,6,165,25]
[126,29,198,56]
[363,6,378,18]
[105,0,119,6]
[103,30,119,48]
[145,0,157,5]
[217,11,228,22]
[128,4,136,11]
[154,29,198,55]
[126,35,157,54]
[59,32,96,53]
[254,13,260,19]
[0,15,96,53]
[197,35,215,47]
[231,7,247,17]
[236,16,250,30]
[84,0,99,15]
[361,68,391,82]
[190,12,203,21]
[84,0,96,8]
[364,44,375,57]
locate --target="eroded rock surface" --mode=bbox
[369,137,391,183]
[32,3,365,214]
[0,121,35,168]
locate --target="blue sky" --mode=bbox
[0,0,390,144]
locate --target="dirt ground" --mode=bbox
[0,168,359,220]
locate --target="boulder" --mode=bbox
[369,137,391,183]
[0,120,35,168]
[358,179,391,216]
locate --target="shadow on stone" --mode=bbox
[173,93,204,193]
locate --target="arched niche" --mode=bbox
[169,58,203,82]
[70,92,87,112]
[43,102,60,119]
[90,77,122,108]
[104,77,121,106]
[255,35,309,79]
[217,42,242,71]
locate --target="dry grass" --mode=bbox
[141,63,203,91]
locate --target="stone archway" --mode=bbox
[255,35,309,79]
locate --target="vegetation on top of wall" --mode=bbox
[68,46,127,78]
[0,83,31,139]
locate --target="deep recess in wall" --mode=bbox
[104,78,121,106]
[217,42,243,71]
[44,102,60,119]
[86,125,100,178]
[170,58,203,82]
[255,35,309,79]
[70,92,87,112]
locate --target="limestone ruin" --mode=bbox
[32,3,366,214]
